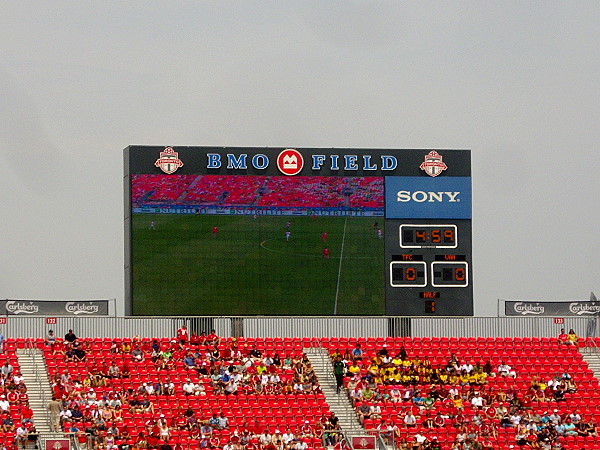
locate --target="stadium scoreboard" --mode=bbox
[125,146,473,316]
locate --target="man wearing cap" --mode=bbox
[259,429,272,447]
[549,409,561,425]
[300,420,312,437]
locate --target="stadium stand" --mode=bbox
[0,340,36,449]
[5,333,599,450]
[131,175,198,206]
[41,335,332,450]
[131,175,384,209]
[325,336,600,450]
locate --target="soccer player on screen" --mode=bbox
[285,231,291,242]
[149,221,155,230]
[322,247,330,259]
[212,226,218,239]
[321,232,327,243]
[377,228,382,239]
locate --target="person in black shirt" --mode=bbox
[333,356,345,394]
[65,329,77,343]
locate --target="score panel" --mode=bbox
[431,261,469,287]
[390,262,427,287]
[385,219,473,316]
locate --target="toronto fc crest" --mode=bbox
[420,150,447,177]
[155,147,184,174]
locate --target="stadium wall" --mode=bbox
[2,316,598,339]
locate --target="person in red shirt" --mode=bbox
[321,232,327,242]
[206,330,219,346]
[558,328,568,345]
[212,226,218,239]
[177,326,189,345]
[322,247,330,259]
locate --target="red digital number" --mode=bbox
[455,267,466,281]
[406,267,417,281]
[431,230,441,243]
[415,231,426,243]
[444,229,454,242]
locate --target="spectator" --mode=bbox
[352,343,364,361]
[333,356,345,394]
[1,362,13,377]
[567,329,579,346]
[65,329,77,343]
[15,423,28,447]
[497,361,516,377]
[47,396,62,432]
[558,328,568,345]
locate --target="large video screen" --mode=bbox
[125,146,473,317]
[130,174,385,315]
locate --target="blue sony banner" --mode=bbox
[385,176,472,219]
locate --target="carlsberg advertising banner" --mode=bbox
[1,300,109,316]
[505,301,600,317]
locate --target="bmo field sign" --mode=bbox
[124,146,472,316]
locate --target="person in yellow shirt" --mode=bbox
[347,361,361,377]
[474,368,487,385]
[452,395,464,409]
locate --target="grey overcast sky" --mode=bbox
[1,2,599,316]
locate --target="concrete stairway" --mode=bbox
[17,348,65,441]
[304,347,363,435]
[580,346,600,379]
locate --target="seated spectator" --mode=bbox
[567,329,579,346]
[15,423,28,447]
[558,328,568,345]
[357,403,371,425]
[403,411,417,428]
[45,330,57,350]
[131,345,144,362]
[352,343,363,361]
[64,329,77,344]
[497,361,516,377]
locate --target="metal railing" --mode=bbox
[2,316,599,339]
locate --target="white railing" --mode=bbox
[1,315,598,339]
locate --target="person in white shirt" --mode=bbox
[460,362,474,373]
[549,409,562,425]
[470,393,484,408]
[295,440,308,450]
[182,379,196,395]
[15,425,28,446]
[282,428,295,445]
[0,396,10,412]
[497,362,516,377]
[404,412,417,427]
[259,431,272,447]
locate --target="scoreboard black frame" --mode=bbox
[125,145,473,317]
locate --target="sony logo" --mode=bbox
[397,191,461,203]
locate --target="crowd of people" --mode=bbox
[0,351,38,449]
[45,328,334,450]
[330,336,597,450]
